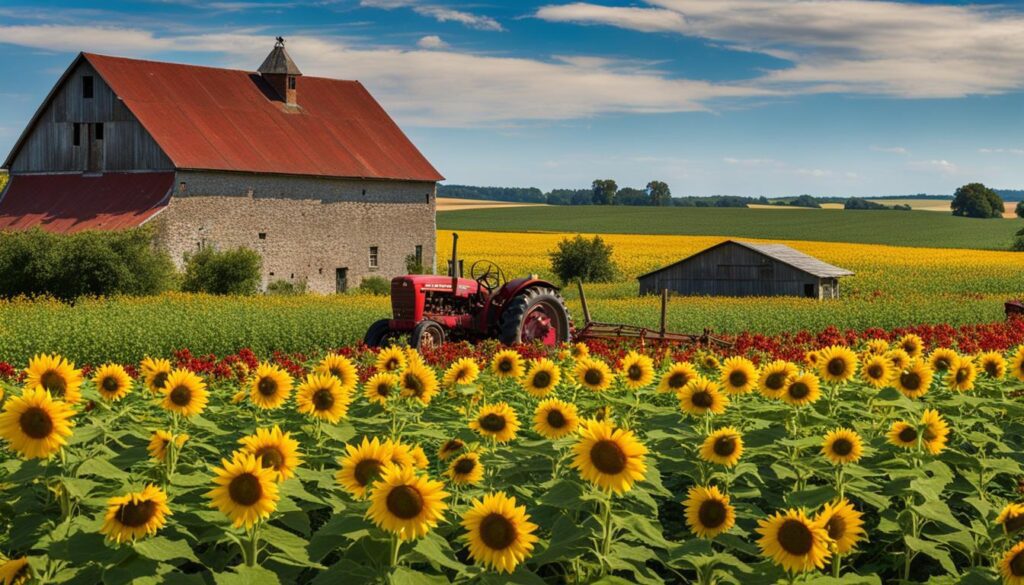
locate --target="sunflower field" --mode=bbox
[4,331,1024,585]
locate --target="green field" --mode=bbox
[438,206,1022,249]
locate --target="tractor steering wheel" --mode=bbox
[470,260,506,293]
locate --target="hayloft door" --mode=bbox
[87,123,104,172]
[336,268,348,293]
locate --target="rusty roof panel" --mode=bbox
[0,173,174,233]
[83,53,443,182]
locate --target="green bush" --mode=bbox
[549,235,618,284]
[357,276,391,296]
[1012,228,1024,252]
[951,182,1004,218]
[0,227,174,301]
[265,279,307,295]
[1016,201,1024,219]
[405,253,427,275]
[181,246,262,295]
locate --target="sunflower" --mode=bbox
[817,345,858,384]
[248,363,294,410]
[684,485,735,539]
[815,499,865,554]
[444,358,480,388]
[699,354,721,370]
[781,372,821,407]
[367,465,448,540]
[93,364,132,402]
[469,402,520,443]
[574,358,613,392]
[336,437,395,499]
[758,360,797,398]
[24,353,83,404]
[699,427,743,467]
[886,420,918,450]
[947,357,977,392]
[571,342,590,360]
[998,503,1024,534]
[405,348,425,369]
[678,377,729,417]
[400,363,440,405]
[238,425,302,482]
[206,452,280,529]
[894,360,933,399]
[886,349,911,371]
[804,350,820,368]
[719,357,757,395]
[821,428,863,465]
[920,409,949,455]
[928,348,959,372]
[386,439,419,469]
[0,387,75,459]
[864,339,890,355]
[375,346,407,373]
[438,438,465,461]
[317,353,358,391]
[860,355,894,389]
[570,419,647,494]
[0,557,30,585]
[533,399,580,440]
[979,351,1007,379]
[517,359,560,398]
[147,429,188,462]
[158,369,208,418]
[363,372,400,406]
[657,362,698,394]
[1013,346,1024,382]
[898,334,924,358]
[447,452,484,486]
[1000,541,1024,585]
[756,508,832,573]
[491,350,525,379]
[619,351,655,390]
[99,484,171,543]
[461,491,539,574]
[295,373,350,423]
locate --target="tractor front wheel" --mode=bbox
[498,287,571,347]
[411,320,446,351]
[363,319,394,348]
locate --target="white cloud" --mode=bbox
[360,0,503,31]
[872,146,908,155]
[535,1,1024,98]
[416,35,447,49]
[910,159,959,175]
[795,168,831,178]
[979,148,1024,155]
[723,157,775,166]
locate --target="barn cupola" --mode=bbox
[259,37,302,107]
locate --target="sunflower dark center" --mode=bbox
[354,459,383,486]
[698,499,727,529]
[898,426,918,443]
[375,383,392,397]
[404,373,424,396]
[827,359,846,376]
[831,438,854,456]
[825,514,847,541]
[101,376,121,392]
[152,372,169,390]
[453,457,477,475]
[385,358,399,370]
[691,390,713,408]
[668,372,688,389]
[498,360,513,373]
[257,377,278,396]
[169,385,192,406]
[1012,550,1024,577]
[386,485,424,519]
[255,447,285,470]
[777,519,814,556]
[584,369,603,386]
[788,382,810,400]
[728,371,747,387]
[627,365,643,381]
[956,368,968,383]
[900,372,921,391]
[116,499,158,528]
[713,435,736,457]
[935,358,951,370]
[867,365,884,379]
[923,426,937,441]
[532,371,552,388]
[590,440,627,475]
[19,407,54,439]
[329,367,344,380]
[455,368,469,382]
[766,373,786,391]
[546,409,567,429]
[479,513,518,550]
[479,413,506,433]
[228,473,263,506]
[40,370,67,396]
[442,439,463,455]
[312,388,335,410]
[985,362,1000,376]
[902,342,916,353]
[1006,513,1024,534]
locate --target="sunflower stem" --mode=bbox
[599,493,615,574]
[832,552,842,578]
[389,533,401,570]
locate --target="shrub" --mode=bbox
[181,246,262,295]
[1016,201,1024,219]
[266,279,307,295]
[0,227,174,301]
[1012,228,1024,252]
[549,235,617,284]
[405,253,427,275]
[951,182,1004,218]
[357,276,391,296]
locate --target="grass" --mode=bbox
[438,206,1023,249]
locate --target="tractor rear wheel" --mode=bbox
[363,319,394,348]
[498,287,571,347]
[411,320,446,351]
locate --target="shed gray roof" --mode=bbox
[637,239,855,280]
[258,41,302,75]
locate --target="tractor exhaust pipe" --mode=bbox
[450,232,459,293]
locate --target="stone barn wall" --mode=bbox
[151,171,437,294]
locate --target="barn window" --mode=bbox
[415,245,423,266]
[82,76,94,99]
[72,123,81,146]
[258,232,266,240]
[94,123,104,140]
[425,193,431,204]
[287,76,296,90]
[369,246,379,268]
[362,189,367,195]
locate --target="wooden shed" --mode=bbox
[637,240,853,299]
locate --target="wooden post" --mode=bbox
[660,289,668,336]
[577,280,592,324]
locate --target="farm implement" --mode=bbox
[364,232,731,350]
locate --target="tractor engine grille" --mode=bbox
[391,282,416,320]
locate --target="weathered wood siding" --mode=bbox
[9,61,172,173]
[639,242,826,298]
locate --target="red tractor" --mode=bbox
[364,233,572,350]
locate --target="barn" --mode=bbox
[0,39,443,293]
[637,240,853,299]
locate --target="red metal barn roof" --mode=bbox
[82,53,444,182]
[0,173,174,233]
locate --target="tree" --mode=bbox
[1016,200,1024,219]
[591,179,617,205]
[549,235,618,284]
[788,195,821,208]
[614,187,649,206]
[647,180,671,206]
[951,183,1004,218]
[1013,227,1024,252]
[181,246,262,295]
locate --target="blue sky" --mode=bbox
[1,0,1023,196]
